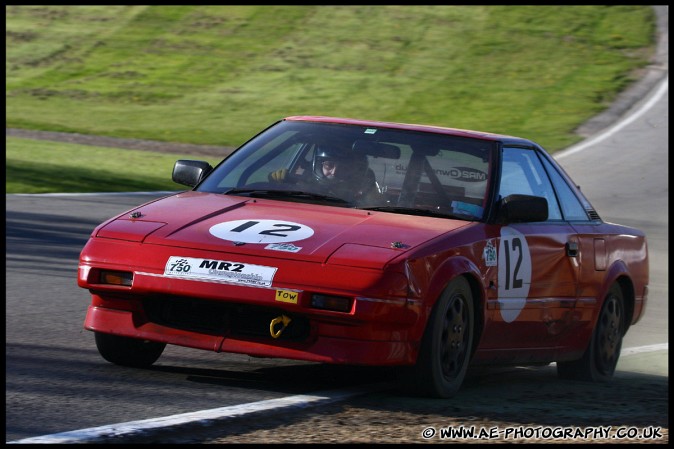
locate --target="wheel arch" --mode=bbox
[600,259,635,334]
[426,256,486,359]
[615,275,635,334]
[462,271,485,359]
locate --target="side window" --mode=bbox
[499,147,562,220]
[539,155,589,221]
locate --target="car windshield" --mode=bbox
[198,120,496,220]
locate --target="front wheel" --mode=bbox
[557,283,625,381]
[399,277,474,398]
[94,332,166,368]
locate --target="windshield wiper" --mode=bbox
[225,188,353,206]
[362,206,473,220]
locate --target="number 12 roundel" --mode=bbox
[497,226,532,323]
[210,219,315,244]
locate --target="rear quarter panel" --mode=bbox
[572,221,649,327]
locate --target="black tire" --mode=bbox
[557,283,625,381]
[400,277,474,398]
[94,332,166,368]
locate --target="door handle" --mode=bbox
[566,241,579,257]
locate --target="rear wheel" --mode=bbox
[557,283,625,381]
[400,277,474,398]
[94,332,166,368]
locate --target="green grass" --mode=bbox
[5,5,656,193]
[6,137,221,193]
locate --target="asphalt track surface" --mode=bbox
[6,6,668,444]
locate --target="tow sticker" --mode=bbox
[210,219,314,244]
[275,289,299,304]
[497,227,532,323]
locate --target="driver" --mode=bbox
[312,144,366,184]
[269,143,381,204]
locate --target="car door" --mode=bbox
[480,146,580,360]
[536,152,627,354]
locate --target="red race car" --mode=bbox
[78,116,648,398]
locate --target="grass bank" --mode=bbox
[6,137,221,193]
[5,5,656,193]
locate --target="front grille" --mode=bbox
[143,296,310,341]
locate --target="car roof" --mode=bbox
[284,115,539,147]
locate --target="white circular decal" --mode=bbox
[497,227,532,323]
[210,219,314,244]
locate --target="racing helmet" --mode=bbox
[312,143,368,184]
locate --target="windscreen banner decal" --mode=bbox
[448,167,487,182]
[393,165,487,182]
[164,256,277,287]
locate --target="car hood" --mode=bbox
[96,191,472,268]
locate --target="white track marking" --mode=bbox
[7,384,389,444]
[554,77,669,160]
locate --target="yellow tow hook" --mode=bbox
[270,314,292,339]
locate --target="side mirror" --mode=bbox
[172,160,213,187]
[497,194,548,223]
